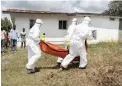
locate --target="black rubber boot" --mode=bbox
[26,67,40,74]
[53,63,61,69]
[60,65,68,70]
[26,68,36,74]
[79,66,87,69]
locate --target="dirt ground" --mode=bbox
[1,42,122,86]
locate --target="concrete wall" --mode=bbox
[88,27,119,44]
[68,16,119,44]
[13,13,69,38]
[10,13,120,46]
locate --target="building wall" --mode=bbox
[68,16,119,43]
[91,16,119,29]
[69,16,119,29]
[13,13,70,38]
[11,13,119,45]
[91,16,119,42]
[88,27,119,44]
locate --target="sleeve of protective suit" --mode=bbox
[87,29,93,40]
[65,26,71,41]
[29,26,40,43]
[68,26,75,40]
[78,27,89,40]
[65,25,75,40]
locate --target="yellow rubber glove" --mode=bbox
[66,41,70,46]
[40,34,45,41]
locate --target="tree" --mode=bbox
[108,0,122,16]
[102,1,122,30]
[1,17,12,32]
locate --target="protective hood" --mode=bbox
[82,17,91,25]
[72,18,77,25]
[72,18,77,22]
[28,19,43,43]
[36,19,43,25]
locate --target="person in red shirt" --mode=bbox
[4,32,9,49]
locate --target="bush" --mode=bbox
[1,17,12,32]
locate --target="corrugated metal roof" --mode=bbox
[3,9,120,17]
[2,9,69,14]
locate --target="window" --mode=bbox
[59,20,67,29]
[109,17,115,21]
[30,19,36,29]
[92,30,97,40]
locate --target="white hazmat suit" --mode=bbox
[26,19,43,70]
[61,17,92,68]
[57,18,78,63]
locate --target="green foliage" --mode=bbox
[1,17,12,32]
[102,1,122,16]
[108,1,122,16]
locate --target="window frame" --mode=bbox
[109,17,115,21]
[59,20,67,30]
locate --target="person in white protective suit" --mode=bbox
[61,16,92,69]
[26,19,43,74]
[54,18,78,68]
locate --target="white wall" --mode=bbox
[11,13,120,46]
[87,27,119,44]
[13,13,69,38]
[90,16,119,43]
[91,16,119,29]
[68,16,119,43]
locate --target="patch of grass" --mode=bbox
[1,43,122,86]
